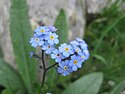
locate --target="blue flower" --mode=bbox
[57,60,73,76]
[78,52,86,62]
[76,38,86,43]
[51,49,64,63]
[46,32,59,45]
[70,40,79,47]
[48,25,57,32]
[42,43,55,54]
[69,55,82,71]
[72,46,82,53]
[76,38,88,50]
[29,34,44,48]
[34,26,48,36]
[29,52,34,58]
[59,43,74,57]
[82,49,90,60]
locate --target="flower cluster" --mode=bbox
[29,25,59,54]
[29,25,89,76]
[51,38,90,76]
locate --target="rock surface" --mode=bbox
[27,0,86,40]
[0,0,15,66]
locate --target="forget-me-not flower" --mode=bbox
[82,50,90,60]
[78,52,86,62]
[46,32,59,45]
[34,26,48,36]
[72,46,82,54]
[69,55,82,71]
[51,49,64,63]
[59,43,73,57]
[48,25,57,32]
[29,52,34,58]
[29,34,44,48]
[42,43,55,54]
[70,40,79,47]
[76,38,88,50]
[57,60,73,76]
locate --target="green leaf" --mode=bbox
[110,80,125,94]
[46,59,56,87]
[93,54,107,66]
[0,47,3,58]
[0,58,25,94]
[54,9,68,46]
[101,92,110,94]
[62,72,103,94]
[10,0,37,93]
[2,89,12,94]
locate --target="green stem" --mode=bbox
[38,51,58,94]
[46,63,57,70]
[38,50,46,94]
[41,50,46,87]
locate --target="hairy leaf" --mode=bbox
[54,9,68,46]
[0,58,25,94]
[10,0,37,93]
[62,72,103,94]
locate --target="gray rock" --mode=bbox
[27,0,86,40]
[86,0,107,13]
[0,0,15,66]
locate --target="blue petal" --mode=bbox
[29,52,34,58]
[57,67,64,73]
[63,52,69,57]
[36,32,42,36]
[69,62,73,67]
[51,54,56,59]
[72,66,77,71]
[59,47,64,52]
[48,40,54,45]
[29,38,34,43]
[77,63,82,68]
[54,39,59,44]
[63,71,69,76]
[42,46,47,50]
[55,58,61,62]
[31,43,37,48]
[62,73,66,76]
[46,50,51,54]
[59,62,64,67]
[38,41,44,46]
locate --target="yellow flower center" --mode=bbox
[74,60,78,64]
[81,55,84,59]
[65,48,69,52]
[76,49,78,52]
[63,66,68,70]
[35,38,39,42]
[50,35,54,40]
[40,29,45,32]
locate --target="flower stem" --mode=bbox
[39,50,58,94]
[41,50,46,87]
[46,63,58,70]
[38,50,46,94]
